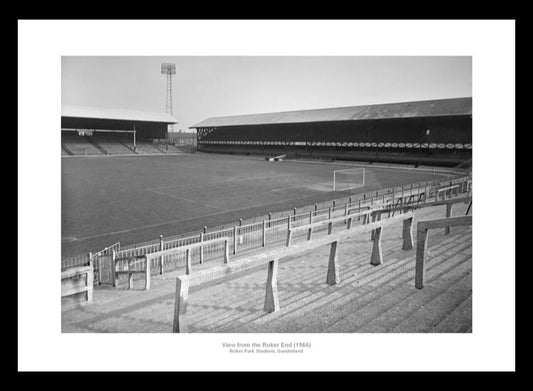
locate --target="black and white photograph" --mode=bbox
[60,56,473,334]
[18,20,515,372]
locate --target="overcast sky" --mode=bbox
[62,56,471,132]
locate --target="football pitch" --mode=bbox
[61,153,446,259]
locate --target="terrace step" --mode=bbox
[62,201,472,333]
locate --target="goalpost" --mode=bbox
[333,168,366,191]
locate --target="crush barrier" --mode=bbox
[61,264,94,309]
[414,215,473,289]
[172,184,472,332]
[172,211,417,332]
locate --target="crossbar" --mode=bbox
[417,215,472,231]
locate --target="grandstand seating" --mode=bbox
[168,145,197,154]
[127,141,165,154]
[62,134,104,156]
[91,135,136,155]
[61,132,198,156]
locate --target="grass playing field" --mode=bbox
[61,153,446,259]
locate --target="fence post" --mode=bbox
[87,252,96,285]
[233,226,237,255]
[328,206,332,220]
[159,235,164,274]
[128,262,134,290]
[415,227,430,289]
[309,210,313,224]
[314,203,318,212]
[264,259,280,313]
[239,218,243,227]
[370,226,383,266]
[173,276,190,333]
[262,220,266,247]
[185,249,192,275]
[203,226,207,234]
[402,217,414,250]
[293,207,297,215]
[199,232,204,264]
[347,217,353,230]
[328,221,333,235]
[145,255,150,290]
[86,260,94,303]
[112,250,117,288]
[444,203,453,235]
[286,229,292,247]
[224,240,230,264]
[269,213,272,221]
[326,241,340,285]
[287,215,291,231]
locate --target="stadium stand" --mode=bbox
[167,144,197,154]
[124,140,164,154]
[61,105,179,156]
[62,134,105,156]
[191,97,472,167]
[91,134,136,155]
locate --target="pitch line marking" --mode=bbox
[145,188,231,212]
[145,174,296,193]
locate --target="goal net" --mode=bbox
[333,168,366,191]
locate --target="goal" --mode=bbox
[333,168,366,191]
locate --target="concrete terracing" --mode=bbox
[62,202,471,333]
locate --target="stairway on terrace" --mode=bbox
[92,135,136,155]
